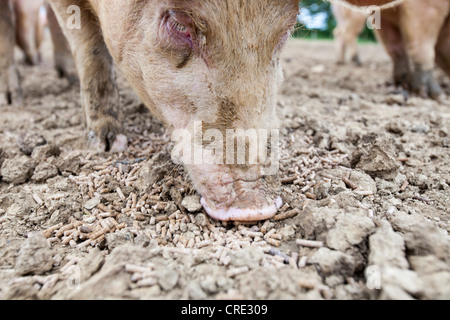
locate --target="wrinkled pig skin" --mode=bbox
[375,0,450,99]
[332,1,367,65]
[41,0,398,221]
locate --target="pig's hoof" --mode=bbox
[411,70,443,100]
[351,55,362,67]
[56,67,79,86]
[394,71,411,88]
[0,89,22,106]
[0,68,22,105]
[87,130,128,153]
[201,196,282,222]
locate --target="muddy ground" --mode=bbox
[0,35,449,300]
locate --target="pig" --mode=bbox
[374,0,450,99]
[43,0,397,221]
[0,0,76,105]
[45,3,78,84]
[0,0,21,105]
[332,1,368,65]
[14,0,77,82]
[12,0,45,65]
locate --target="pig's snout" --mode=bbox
[190,168,282,221]
[175,127,282,221]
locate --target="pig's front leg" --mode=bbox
[0,0,22,105]
[436,16,450,79]
[401,2,448,100]
[48,0,127,152]
[374,17,411,88]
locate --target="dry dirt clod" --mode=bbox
[31,144,61,162]
[386,93,406,106]
[388,212,450,263]
[18,133,47,156]
[84,198,101,210]
[56,154,81,175]
[31,162,59,183]
[379,267,424,298]
[351,133,400,180]
[326,212,376,252]
[15,232,54,276]
[1,156,37,184]
[156,268,179,291]
[367,220,409,269]
[181,195,202,213]
[309,247,355,278]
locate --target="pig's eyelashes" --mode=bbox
[165,11,194,49]
[169,17,190,36]
[173,22,186,32]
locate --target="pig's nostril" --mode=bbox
[105,131,117,152]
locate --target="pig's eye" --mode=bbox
[165,10,194,48]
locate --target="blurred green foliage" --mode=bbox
[293,0,376,42]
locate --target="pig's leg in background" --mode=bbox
[348,40,362,66]
[400,2,448,100]
[0,0,22,105]
[436,15,450,79]
[13,1,41,65]
[33,4,46,64]
[333,27,348,65]
[47,0,127,152]
[332,3,350,65]
[332,3,366,66]
[45,3,78,85]
[374,17,410,89]
[346,24,364,66]
[345,11,366,66]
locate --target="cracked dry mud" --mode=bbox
[0,37,449,300]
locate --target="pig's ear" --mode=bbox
[330,0,400,7]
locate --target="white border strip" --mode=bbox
[327,0,405,11]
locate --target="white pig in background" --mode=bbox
[332,1,368,65]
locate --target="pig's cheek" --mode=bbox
[274,62,284,86]
[161,107,190,129]
[191,81,204,94]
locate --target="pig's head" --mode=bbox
[102,0,300,221]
